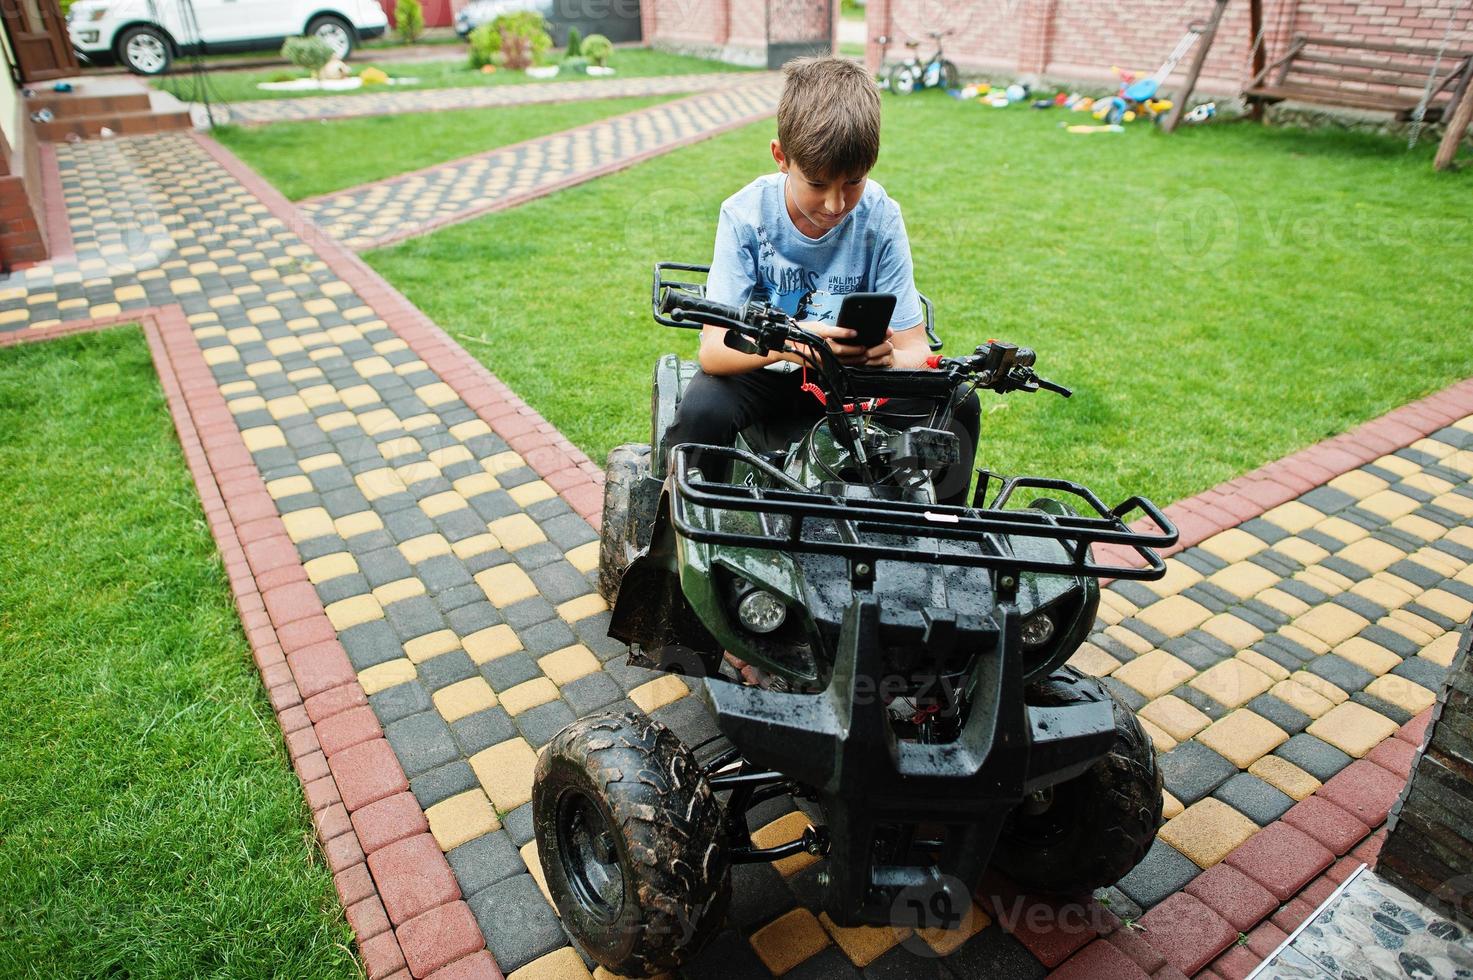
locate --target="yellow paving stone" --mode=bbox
[420,491,469,518]
[1359,490,1421,521]
[453,472,501,498]
[434,677,499,722]
[1294,605,1370,647]
[1351,576,1415,611]
[1412,548,1462,577]
[464,624,523,664]
[1158,790,1185,822]
[1190,659,1274,709]
[483,450,527,475]
[509,947,593,980]
[1141,695,1212,741]
[1401,474,1456,499]
[521,840,553,907]
[339,384,379,409]
[226,326,263,346]
[1290,671,1349,707]
[1094,600,1124,626]
[500,678,560,715]
[281,507,335,543]
[1421,631,1462,667]
[317,411,357,433]
[1104,624,1153,657]
[1385,611,1439,645]
[1372,454,1420,477]
[1159,798,1261,869]
[1421,589,1473,624]
[1308,701,1399,757]
[220,380,257,396]
[510,480,557,507]
[1200,613,1264,651]
[400,532,453,564]
[303,552,358,584]
[335,510,384,538]
[1066,642,1121,677]
[1199,527,1268,563]
[425,789,500,851]
[379,437,422,463]
[1277,624,1331,656]
[304,297,338,316]
[246,360,283,379]
[115,283,146,302]
[1409,436,1457,460]
[308,345,343,363]
[1261,500,1322,533]
[1135,594,1213,638]
[1366,674,1437,714]
[818,913,910,968]
[566,541,600,575]
[266,475,314,499]
[1276,536,1330,566]
[229,395,266,414]
[1433,491,1473,518]
[354,356,393,378]
[557,594,609,623]
[355,467,403,501]
[488,513,547,551]
[470,737,539,812]
[1236,648,1291,682]
[428,445,474,469]
[89,302,121,318]
[538,645,601,686]
[357,408,401,437]
[451,534,501,560]
[358,659,417,695]
[1207,561,1282,600]
[325,594,384,631]
[1143,558,1204,597]
[1338,538,1407,575]
[1099,589,1139,618]
[630,674,690,714]
[1315,516,1371,545]
[749,908,830,975]
[1300,565,1353,594]
[1249,754,1321,801]
[752,812,821,877]
[1137,716,1177,753]
[415,382,459,406]
[266,336,304,357]
[476,564,539,607]
[1197,709,1289,768]
[240,425,286,451]
[374,577,428,605]
[1256,589,1310,617]
[450,419,494,441]
[1390,514,1446,543]
[1333,637,1402,676]
[404,629,461,664]
[916,901,990,956]
[1113,650,1196,700]
[171,276,201,294]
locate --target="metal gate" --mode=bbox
[766,0,834,69]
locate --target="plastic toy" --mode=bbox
[529,263,1179,977]
[1184,102,1217,123]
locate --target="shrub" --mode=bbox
[565,27,582,58]
[395,0,424,44]
[496,11,552,69]
[468,22,501,69]
[581,34,613,68]
[561,56,589,75]
[281,36,334,78]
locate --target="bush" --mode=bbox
[565,27,582,58]
[281,36,334,77]
[581,34,613,68]
[496,11,552,69]
[561,56,589,75]
[468,22,501,69]
[395,0,424,43]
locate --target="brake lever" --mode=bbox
[1037,377,1073,398]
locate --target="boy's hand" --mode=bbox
[802,324,895,368]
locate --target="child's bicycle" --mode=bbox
[883,29,959,94]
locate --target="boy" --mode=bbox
[666,56,980,504]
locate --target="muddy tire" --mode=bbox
[533,711,730,977]
[597,443,652,603]
[990,667,1162,894]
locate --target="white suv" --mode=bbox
[67,0,390,75]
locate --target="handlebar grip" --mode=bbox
[660,289,746,324]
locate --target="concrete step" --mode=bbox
[36,107,193,141]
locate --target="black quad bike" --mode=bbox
[531,264,1179,977]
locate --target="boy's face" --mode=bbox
[772,139,867,233]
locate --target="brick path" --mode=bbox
[297,79,782,250]
[220,71,772,125]
[1,131,1471,980]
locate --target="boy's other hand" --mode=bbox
[805,324,895,368]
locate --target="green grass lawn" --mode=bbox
[212,93,676,200]
[363,96,1473,507]
[164,47,748,103]
[0,329,358,978]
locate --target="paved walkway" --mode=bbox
[1,131,1471,980]
[297,79,781,250]
[220,70,772,125]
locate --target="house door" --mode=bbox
[2,0,80,83]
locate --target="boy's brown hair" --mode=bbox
[777,57,882,180]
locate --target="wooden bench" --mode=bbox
[1244,34,1473,123]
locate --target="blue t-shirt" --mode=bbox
[705,173,923,333]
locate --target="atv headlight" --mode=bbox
[737,590,787,634]
[1020,612,1055,648]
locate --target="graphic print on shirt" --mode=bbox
[753,223,864,325]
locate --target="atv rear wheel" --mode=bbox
[990,667,1162,894]
[533,711,730,977]
[597,443,653,603]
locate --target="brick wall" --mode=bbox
[868,0,1473,94]
[645,0,837,67]
[1378,622,1473,928]
[377,0,462,30]
[0,105,49,269]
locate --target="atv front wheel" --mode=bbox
[533,711,730,977]
[990,667,1162,894]
[597,443,653,602]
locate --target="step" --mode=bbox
[35,108,193,141]
[24,75,156,118]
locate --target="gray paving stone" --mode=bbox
[447,830,525,898]
[1300,486,1356,514]
[1359,624,1422,658]
[1240,598,1291,628]
[321,485,371,518]
[1162,635,1228,671]
[560,671,624,716]
[385,594,447,642]
[1305,653,1375,694]
[1118,616,1170,650]
[451,705,517,755]
[1171,683,1230,720]
[1391,654,1445,691]
[518,618,577,656]
[315,573,371,606]
[1241,517,1291,545]
[786,946,862,980]
[417,650,479,691]
[1404,602,1459,632]
[343,528,396,555]
[1275,733,1353,782]
[502,802,535,847]
[651,693,721,749]
[573,612,627,661]
[1320,556,1371,583]
[1090,631,1142,665]
[1247,692,1312,735]
[369,679,434,727]
[385,710,460,777]
[1214,771,1295,825]
[511,540,567,571]
[725,860,795,932]
[679,928,772,980]
[298,534,351,562]
[1181,582,1233,614]
[1159,740,1237,805]
[433,582,485,614]
[463,547,512,576]
[409,475,456,501]
[515,699,577,748]
[1108,581,1157,609]
[464,432,510,458]
[1340,506,1384,532]
[541,512,599,551]
[604,657,666,696]
[495,466,537,489]
[410,758,480,810]
[470,489,522,522]
[502,596,557,629]
[372,490,420,516]
[1299,528,1347,554]
[357,546,415,588]
[947,925,1048,980]
[1100,676,1147,713]
[447,599,502,635]
[436,507,491,543]
[1278,578,1330,606]
[1114,837,1203,909]
[1350,691,1413,726]
[1177,549,1228,575]
[1334,592,1388,623]
[340,619,405,670]
[419,554,475,593]
[274,492,322,514]
[383,506,436,543]
[481,652,542,693]
[252,447,298,472]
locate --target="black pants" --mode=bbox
[665,368,982,506]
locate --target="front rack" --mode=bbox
[668,444,1178,580]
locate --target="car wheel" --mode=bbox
[308,15,355,60]
[118,25,172,76]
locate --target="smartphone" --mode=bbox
[839,293,897,349]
